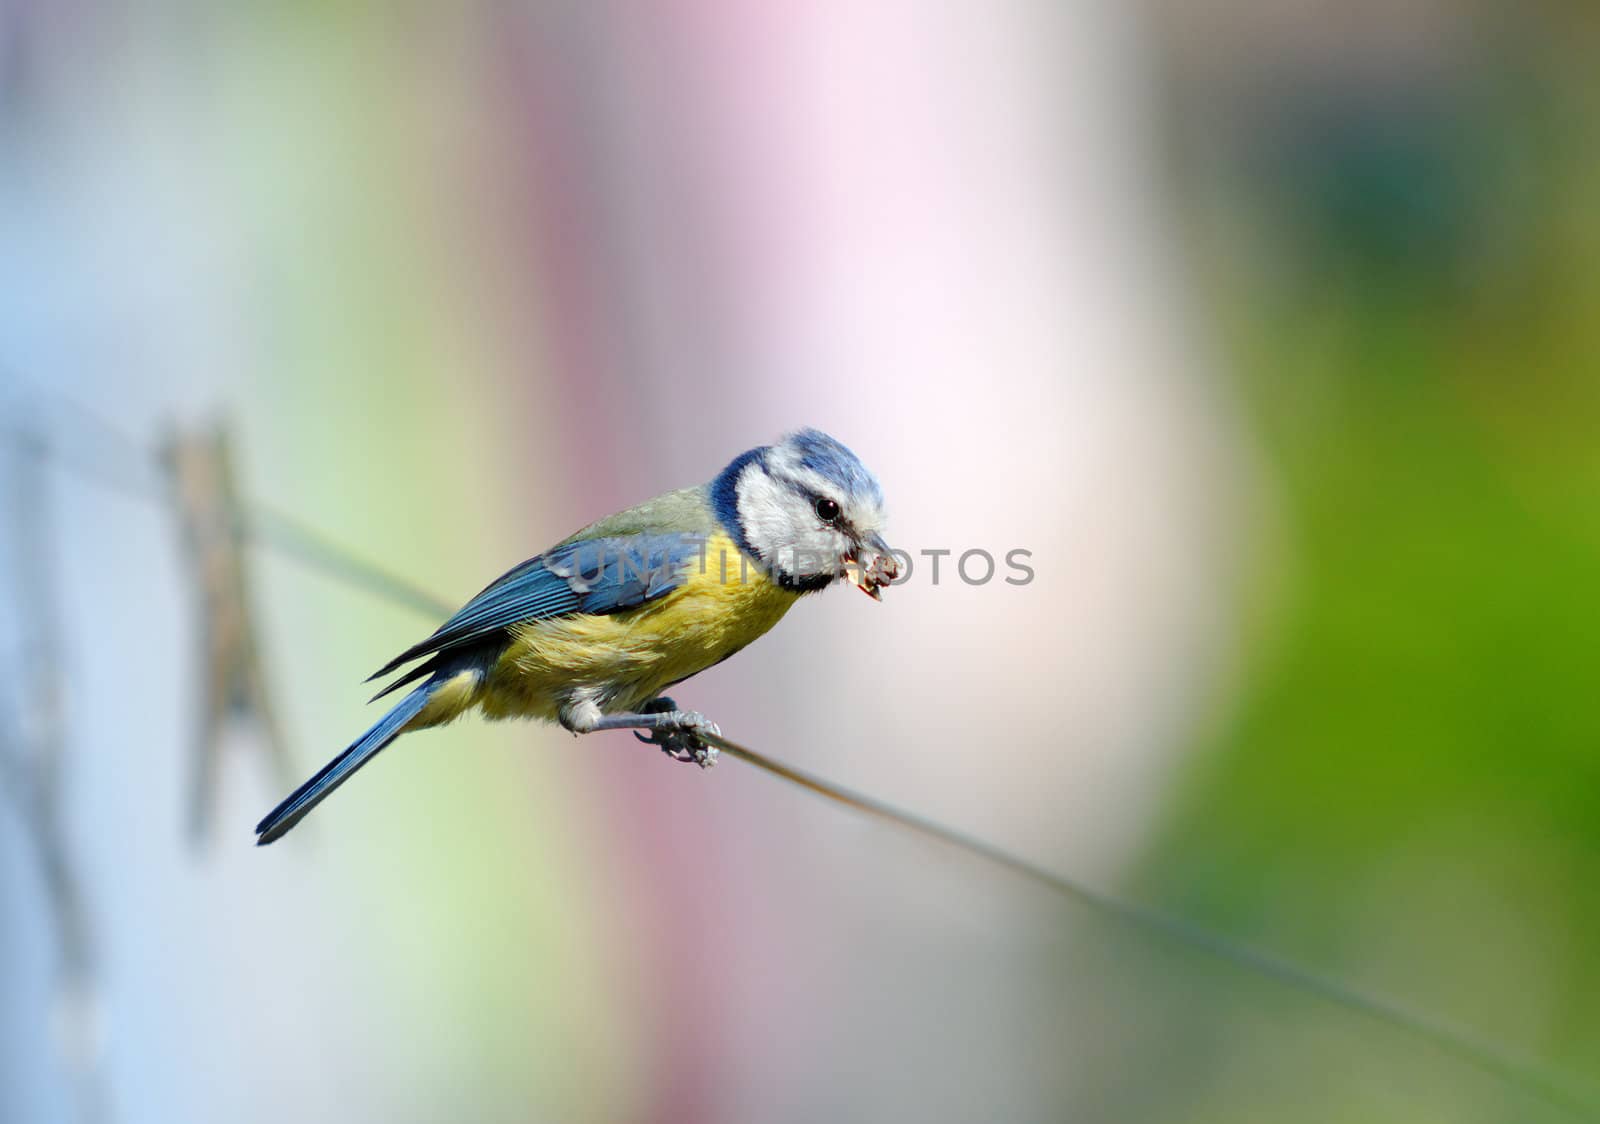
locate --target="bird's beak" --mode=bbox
[844,532,900,600]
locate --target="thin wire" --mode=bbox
[3,385,1598,1119]
[0,374,449,622]
[0,373,167,503]
[242,501,454,620]
[701,731,1600,1119]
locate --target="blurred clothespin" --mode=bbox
[162,424,292,847]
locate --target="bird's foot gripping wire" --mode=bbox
[634,697,720,768]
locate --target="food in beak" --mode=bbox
[844,548,900,600]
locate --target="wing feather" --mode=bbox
[366,531,705,683]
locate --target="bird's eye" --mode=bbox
[814,497,841,523]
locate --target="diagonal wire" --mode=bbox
[701,730,1600,1120]
[0,373,452,621]
[3,378,1599,1119]
[242,501,454,619]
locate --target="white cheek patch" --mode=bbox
[734,464,796,559]
[735,465,847,578]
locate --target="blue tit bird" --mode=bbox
[255,428,898,845]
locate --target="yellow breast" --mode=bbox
[480,531,801,721]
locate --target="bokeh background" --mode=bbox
[2,2,1597,1122]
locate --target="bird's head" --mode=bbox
[712,428,899,597]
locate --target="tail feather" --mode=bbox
[254,682,435,845]
[368,653,443,704]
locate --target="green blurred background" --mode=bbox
[1,2,1596,1122]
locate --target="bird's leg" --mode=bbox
[583,697,721,768]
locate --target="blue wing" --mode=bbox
[367,532,704,694]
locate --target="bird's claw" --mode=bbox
[633,707,720,769]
